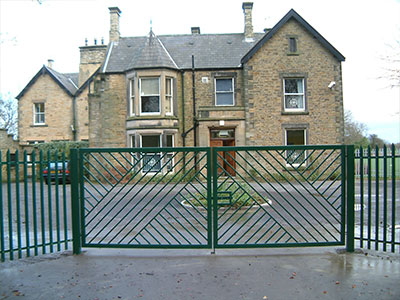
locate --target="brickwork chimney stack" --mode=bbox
[47,59,54,69]
[242,2,254,41]
[109,7,121,43]
[191,27,201,35]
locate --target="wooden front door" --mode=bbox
[210,129,236,177]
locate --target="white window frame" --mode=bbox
[283,78,305,112]
[129,79,135,116]
[139,77,161,115]
[215,78,235,106]
[165,134,174,173]
[33,103,45,125]
[165,77,173,116]
[284,128,307,167]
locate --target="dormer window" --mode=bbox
[140,78,160,114]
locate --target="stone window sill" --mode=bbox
[281,111,309,116]
[30,124,48,127]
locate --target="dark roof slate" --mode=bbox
[16,66,79,99]
[46,68,79,95]
[104,32,264,72]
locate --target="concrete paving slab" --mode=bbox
[0,247,399,300]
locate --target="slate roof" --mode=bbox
[104,32,265,73]
[104,9,345,73]
[16,66,79,99]
[46,68,79,95]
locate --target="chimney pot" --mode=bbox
[109,7,121,43]
[191,27,201,34]
[47,59,54,69]
[242,2,254,41]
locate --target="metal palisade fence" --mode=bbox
[354,145,400,252]
[0,145,399,261]
[0,150,71,261]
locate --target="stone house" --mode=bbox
[17,3,345,173]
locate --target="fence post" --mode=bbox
[346,145,355,252]
[70,148,81,255]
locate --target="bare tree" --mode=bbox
[344,110,369,147]
[0,93,18,136]
[381,39,400,88]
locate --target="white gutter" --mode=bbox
[102,41,114,73]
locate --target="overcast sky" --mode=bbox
[1,0,399,143]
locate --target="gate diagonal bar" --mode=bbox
[79,147,212,249]
[212,145,346,248]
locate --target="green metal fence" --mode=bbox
[70,145,351,252]
[355,145,400,253]
[4,144,398,261]
[212,145,348,248]
[75,147,212,249]
[0,150,72,262]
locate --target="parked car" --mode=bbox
[43,162,70,184]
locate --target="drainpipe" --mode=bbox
[72,96,77,141]
[192,55,197,148]
[181,71,186,171]
[181,71,186,148]
[192,55,198,168]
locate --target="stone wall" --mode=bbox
[89,74,127,148]
[79,45,107,86]
[243,19,344,147]
[18,73,74,146]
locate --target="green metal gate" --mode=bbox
[76,147,212,249]
[71,145,353,253]
[212,145,348,248]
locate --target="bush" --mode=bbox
[34,141,89,160]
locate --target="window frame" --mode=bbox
[283,78,306,112]
[165,134,174,172]
[139,77,161,115]
[284,128,307,167]
[33,103,45,125]
[215,78,235,106]
[129,78,135,116]
[165,77,173,116]
[140,134,162,173]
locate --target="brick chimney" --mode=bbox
[191,27,201,34]
[47,59,54,69]
[242,2,254,41]
[109,7,121,43]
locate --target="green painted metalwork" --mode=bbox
[212,145,346,248]
[0,149,72,261]
[355,144,399,253]
[346,145,355,252]
[71,149,82,254]
[79,147,212,249]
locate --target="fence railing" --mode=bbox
[1,145,399,261]
[0,150,71,262]
[354,144,399,253]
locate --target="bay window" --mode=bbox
[140,78,160,114]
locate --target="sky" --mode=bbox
[1,0,400,143]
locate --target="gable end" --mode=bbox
[241,9,345,64]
